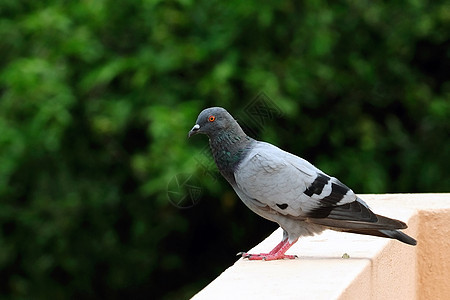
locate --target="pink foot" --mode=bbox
[237,238,299,261]
[238,252,297,261]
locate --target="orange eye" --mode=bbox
[208,115,216,122]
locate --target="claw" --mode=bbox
[236,252,245,256]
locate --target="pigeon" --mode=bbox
[188,107,417,261]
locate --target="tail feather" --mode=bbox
[306,198,417,246]
[336,228,417,245]
[307,213,407,231]
[379,229,417,245]
[307,214,417,246]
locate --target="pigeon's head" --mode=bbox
[188,107,236,138]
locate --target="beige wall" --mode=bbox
[418,209,450,299]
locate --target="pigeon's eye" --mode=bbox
[208,115,216,122]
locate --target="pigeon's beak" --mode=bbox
[188,124,200,138]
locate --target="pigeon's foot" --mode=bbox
[238,237,299,261]
[238,252,297,261]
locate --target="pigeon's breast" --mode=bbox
[210,143,253,185]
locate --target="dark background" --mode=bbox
[0,0,449,299]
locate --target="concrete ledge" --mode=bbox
[192,194,450,300]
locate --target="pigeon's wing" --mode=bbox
[235,142,408,232]
[234,142,356,218]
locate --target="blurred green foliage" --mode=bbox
[0,0,449,298]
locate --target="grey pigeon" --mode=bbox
[188,107,417,260]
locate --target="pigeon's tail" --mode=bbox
[306,198,417,246]
[340,228,417,246]
[379,229,417,245]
